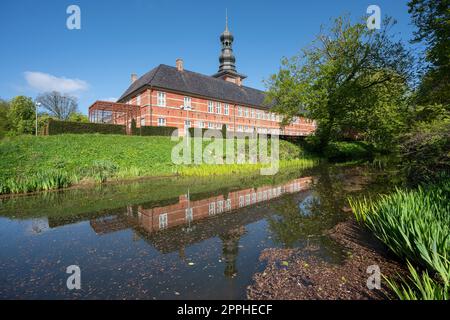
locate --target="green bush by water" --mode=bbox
[323,141,372,161]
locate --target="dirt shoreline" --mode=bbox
[247,218,407,300]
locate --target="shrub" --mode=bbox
[47,119,126,135]
[323,141,371,161]
[400,119,450,185]
[139,125,178,136]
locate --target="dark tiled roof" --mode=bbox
[118,64,269,109]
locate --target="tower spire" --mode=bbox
[225,9,228,32]
[212,10,247,82]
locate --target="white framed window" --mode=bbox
[225,199,231,211]
[140,117,145,126]
[252,193,256,203]
[239,196,244,207]
[245,194,251,205]
[238,106,242,117]
[238,125,243,132]
[157,91,166,107]
[186,208,193,223]
[136,94,141,105]
[184,120,191,128]
[198,121,205,128]
[209,202,216,215]
[244,108,249,118]
[184,96,192,108]
[159,213,168,230]
[216,102,221,114]
[217,200,224,213]
[208,101,214,113]
[251,109,255,118]
[224,104,229,115]
[157,118,166,126]
[256,112,260,119]
[208,122,214,129]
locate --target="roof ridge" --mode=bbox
[159,64,265,93]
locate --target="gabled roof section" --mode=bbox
[118,64,269,109]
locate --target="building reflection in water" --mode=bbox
[89,176,313,277]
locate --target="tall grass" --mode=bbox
[177,158,319,177]
[349,181,450,300]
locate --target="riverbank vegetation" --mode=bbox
[0,134,315,195]
[350,182,450,299]
[265,0,449,300]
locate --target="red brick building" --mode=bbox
[89,21,316,136]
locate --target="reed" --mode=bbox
[349,181,450,299]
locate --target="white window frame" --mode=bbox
[185,208,193,223]
[217,200,224,213]
[159,213,168,229]
[157,118,166,126]
[238,106,242,117]
[136,94,141,105]
[208,101,214,113]
[140,117,145,126]
[225,199,231,211]
[184,96,192,108]
[157,91,166,107]
[209,202,216,215]
[216,102,221,114]
[224,104,229,115]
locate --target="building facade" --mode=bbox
[89,21,316,136]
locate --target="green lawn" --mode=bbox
[0,134,315,194]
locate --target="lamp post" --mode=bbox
[35,102,41,136]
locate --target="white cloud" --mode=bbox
[24,71,89,94]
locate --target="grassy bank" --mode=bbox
[349,181,450,299]
[0,134,316,195]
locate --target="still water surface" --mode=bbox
[0,164,398,299]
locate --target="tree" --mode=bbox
[8,96,35,135]
[36,91,78,120]
[265,16,412,148]
[408,0,450,105]
[0,99,10,139]
[68,112,89,123]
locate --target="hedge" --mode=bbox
[139,125,178,136]
[47,119,126,135]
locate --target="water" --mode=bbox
[0,163,399,299]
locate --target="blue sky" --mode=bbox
[0,0,417,114]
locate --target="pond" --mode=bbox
[0,163,400,299]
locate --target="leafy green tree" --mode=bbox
[265,16,412,148]
[68,112,89,123]
[0,99,10,139]
[8,96,35,135]
[408,0,450,105]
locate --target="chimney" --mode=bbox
[131,73,138,84]
[176,59,184,72]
